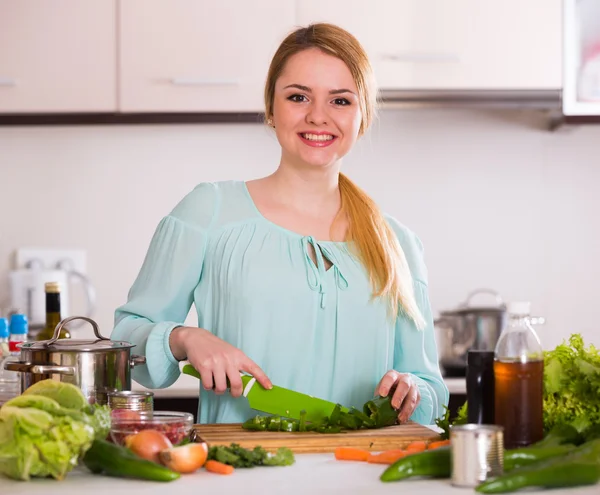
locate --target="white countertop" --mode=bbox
[132,375,467,398]
[2,453,597,495]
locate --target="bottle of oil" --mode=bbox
[494,301,544,448]
[36,282,71,341]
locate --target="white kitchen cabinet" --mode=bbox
[0,0,117,113]
[119,0,295,112]
[297,0,562,90]
[563,0,600,116]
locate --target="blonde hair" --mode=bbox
[264,23,425,328]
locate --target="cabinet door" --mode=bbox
[119,0,295,112]
[297,0,561,90]
[0,0,116,113]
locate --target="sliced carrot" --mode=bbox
[334,447,370,462]
[405,441,427,452]
[205,460,234,475]
[428,439,451,450]
[367,450,408,464]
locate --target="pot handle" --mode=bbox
[130,355,146,368]
[47,316,110,345]
[462,288,504,308]
[4,361,76,375]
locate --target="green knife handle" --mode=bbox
[182,363,253,390]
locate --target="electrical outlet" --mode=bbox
[14,248,87,274]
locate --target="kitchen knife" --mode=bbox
[182,364,348,423]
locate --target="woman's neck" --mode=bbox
[266,161,342,215]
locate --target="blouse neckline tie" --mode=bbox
[301,236,348,308]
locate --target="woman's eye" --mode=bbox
[288,94,307,103]
[333,98,351,106]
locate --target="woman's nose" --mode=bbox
[306,101,329,126]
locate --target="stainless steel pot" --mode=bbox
[434,289,545,376]
[4,315,145,404]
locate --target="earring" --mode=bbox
[266,118,275,128]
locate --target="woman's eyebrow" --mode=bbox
[283,83,356,96]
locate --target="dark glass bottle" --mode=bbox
[466,350,495,424]
[36,282,71,341]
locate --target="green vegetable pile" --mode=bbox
[436,333,600,440]
[207,443,295,468]
[0,380,110,481]
[243,395,398,433]
[543,334,600,435]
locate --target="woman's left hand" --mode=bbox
[375,370,421,424]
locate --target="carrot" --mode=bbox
[334,447,370,462]
[205,460,235,475]
[428,439,451,450]
[367,450,408,465]
[405,441,427,452]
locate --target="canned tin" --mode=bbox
[107,390,154,412]
[451,424,504,487]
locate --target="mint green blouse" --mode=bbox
[112,180,449,425]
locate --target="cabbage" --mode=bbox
[0,380,111,481]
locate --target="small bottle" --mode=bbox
[466,350,495,425]
[36,282,71,341]
[494,301,544,448]
[0,318,9,357]
[8,314,28,354]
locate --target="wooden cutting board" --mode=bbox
[194,422,441,453]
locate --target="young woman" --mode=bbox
[112,23,448,426]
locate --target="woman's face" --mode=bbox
[271,48,363,170]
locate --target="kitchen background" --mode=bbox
[1,0,600,404]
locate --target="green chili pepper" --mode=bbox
[83,439,180,482]
[504,444,577,471]
[380,446,451,482]
[280,419,298,432]
[267,416,281,431]
[298,410,307,432]
[364,396,397,429]
[242,415,267,431]
[328,404,342,426]
[476,439,600,493]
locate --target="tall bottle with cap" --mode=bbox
[494,301,544,448]
[0,318,9,357]
[36,282,71,341]
[8,314,28,354]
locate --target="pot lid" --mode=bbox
[20,316,135,352]
[20,338,134,352]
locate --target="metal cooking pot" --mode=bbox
[434,289,545,376]
[4,315,145,404]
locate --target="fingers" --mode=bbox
[241,359,273,390]
[397,382,421,424]
[376,370,400,397]
[212,364,228,395]
[391,376,410,410]
[228,367,244,398]
[198,365,214,391]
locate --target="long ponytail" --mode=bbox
[339,173,425,329]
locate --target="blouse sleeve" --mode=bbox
[112,182,218,389]
[387,216,450,425]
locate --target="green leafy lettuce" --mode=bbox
[0,380,111,481]
[543,334,600,434]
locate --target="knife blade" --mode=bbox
[182,364,347,423]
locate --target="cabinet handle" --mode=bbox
[170,78,238,87]
[0,78,16,87]
[381,52,460,63]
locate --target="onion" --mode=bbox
[159,442,208,474]
[125,429,173,463]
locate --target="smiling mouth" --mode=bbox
[300,132,335,142]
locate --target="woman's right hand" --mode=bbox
[169,326,272,398]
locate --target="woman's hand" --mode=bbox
[169,326,272,398]
[375,370,421,424]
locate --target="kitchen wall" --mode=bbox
[1,108,599,355]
